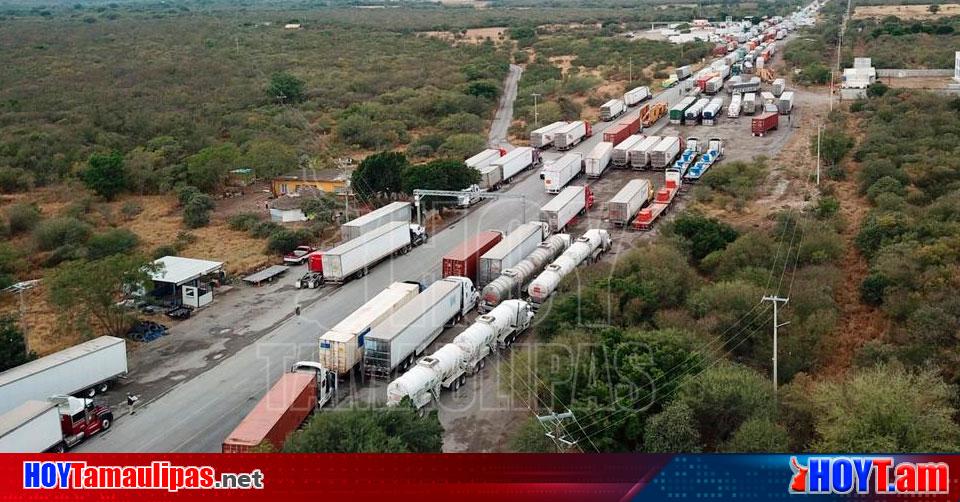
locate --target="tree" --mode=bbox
[929,4,940,14]
[670,213,739,264]
[437,133,486,159]
[811,364,960,452]
[815,128,854,166]
[266,228,312,255]
[243,139,298,179]
[0,316,35,372]
[32,217,92,252]
[82,152,127,200]
[721,417,790,452]
[643,402,702,452]
[352,151,408,197]
[182,193,215,228]
[87,228,140,260]
[5,203,41,235]
[401,159,480,194]
[185,144,240,193]
[866,81,889,98]
[283,403,442,453]
[47,254,155,338]
[299,194,338,222]
[268,72,305,104]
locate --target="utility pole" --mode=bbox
[538,410,579,452]
[531,93,541,127]
[816,124,822,185]
[762,295,790,396]
[628,57,633,84]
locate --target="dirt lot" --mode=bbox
[852,4,960,20]
[420,27,507,45]
[883,75,956,89]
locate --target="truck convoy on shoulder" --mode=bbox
[624,86,651,106]
[527,229,611,305]
[480,234,570,312]
[553,121,592,150]
[341,202,411,242]
[600,99,626,121]
[320,221,427,284]
[530,121,567,149]
[539,185,595,234]
[0,395,114,452]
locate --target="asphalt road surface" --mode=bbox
[79,82,686,453]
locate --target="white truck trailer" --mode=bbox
[584,142,613,178]
[540,152,583,194]
[727,94,742,118]
[363,276,478,378]
[0,336,127,414]
[553,121,591,150]
[684,98,710,124]
[702,97,725,125]
[650,136,683,170]
[778,91,794,115]
[527,229,611,305]
[0,401,62,452]
[477,222,547,286]
[772,78,786,97]
[321,221,427,284]
[600,99,626,121]
[530,121,567,149]
[539,185,592,233]
[465,149,502,169]
[318,281,422,376]
[612,135,645,167]
[341,202,411,242]
[624,86,651,106]
[743,92,757,115]
[491,146,541,183]
[608,180,653,226]
[629,135,662,170]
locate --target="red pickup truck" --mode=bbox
[283,246,316,265]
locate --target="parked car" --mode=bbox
[283,245,317,264]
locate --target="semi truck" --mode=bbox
[465,148,504,169]
[727,94,742,118]
[600,99,626,121]
[553,121,592,150]
[705,76,724,95]
[540,152,583,194]
[318,281,422,376]
[386,299,534,410]
[527,229,611,305]
[743,92,757,115]
[479,234,570,312]
[364,277,479,377]
[702,97,725,125]
[478,222,547,287]
[752,112,779,136]
[676,65,692,80]
[530,122,567,149]
[684,98,710,124]
[772,78,785,97]
[624,86,651,106]
[320,221,427,284]
[0,396,114,452]
[584,142,613,179]
[539,185,595,234]
[222,363,336,453]
[0,336,127,414]
[490,147,541,183]
[608,180,653,226]
[633,171,682,231]
[669,97,697,124]
[628,135,662,170]
[341,202,411,242]
[778,91,794,115]
[612,135,645,167]
[442,231,504,284]
[650,136,683,170]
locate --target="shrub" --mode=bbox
[43,244,86,267]
[176,185,201,206]
[814,196,839,219]
[228,212,262,232]
[82,152,127,200]
[152,244,179,259]
[5,203,41,235]
[120,201,143,220]
[249,221,282,239]
[266,229,311,255]
[87,228,140,260]
[860,273,889,306]
[0,166,34,193]
[182,193,214,229]
[32,217,92,252]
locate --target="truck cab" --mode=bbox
[291,362,337,408]
[409,224,428,247]
[50,395,113,450]
[457,184,483,208]
[445,276,479,318]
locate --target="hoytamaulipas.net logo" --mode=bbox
[789,456,949,495]
[24,461,264,492]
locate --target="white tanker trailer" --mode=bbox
[479,234,570,312]
[527,229,611,306]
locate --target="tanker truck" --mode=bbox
[479,234,570,312]
[527,229,612,306]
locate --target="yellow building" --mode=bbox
[271,168,348,197]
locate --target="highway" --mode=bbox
[78,82,686,453]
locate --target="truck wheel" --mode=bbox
[100,416,112,431]
[84,387,97,398]
[98,382,110,394]
[453,379,460,391]
[459,375,466,386]
[53,443,66,454]
[479,358,486,370]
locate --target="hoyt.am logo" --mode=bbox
[789,457,949,495]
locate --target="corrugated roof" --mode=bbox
[150,256,223,286]
[222,373,315,447]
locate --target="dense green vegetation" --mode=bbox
[283,402,443,453]
[0,316,35,372]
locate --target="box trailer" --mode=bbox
[476,164,504,190]
[553,121,592,150]
[676,65,692,80]
[624,86,651,106]
[321,221,427,284]
[772,78,785,97]
[492,146,540,182]
[600,99,626,121]
[705,76,724,95]
[364,277,479,377]
[777,91,794,115]
[612,135,645,167]
[465,149,503,169]
[442,231,504,283]
[669,97,697,124]
[727,94,742,118]
[702,97,725,125]
[478,222,547,286]
[584,142,613,179]
[318,281,422,376]
[752,112,779,136]
[629,135,662,170]
[760,91,777,105]
[602,122,631,146]
[608,180,653,226]
[539,185,594,234]
[341,202,411,242]
[541,152,583,194]
[650,136,683,170]
[0,336,127,414]
[742,92,757,115]
[0,397,114,453]
[529,122,567,149]
[684,98,710,123]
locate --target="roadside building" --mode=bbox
[149,256,224,309]
[270,169,348,197]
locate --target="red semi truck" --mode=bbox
[442,231,503,284]
[0,396,114,452]
[751,112,779,136]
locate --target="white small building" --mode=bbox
[149,256,224,309]
[842,57,876,90]
[269,196,307,223]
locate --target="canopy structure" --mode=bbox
[150,257,223,287]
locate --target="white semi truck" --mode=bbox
[477,222,547,287]
[341,202,411,242]
[540,152,583,194]
[320,221,427,283]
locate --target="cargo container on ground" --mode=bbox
[341,202,411,242]
[553,121,592,150]
[607,180,653,226]
[319,282,422,376]
[669,97,698,124]
[760,91,777,105]
[321,221,427,284]
[743,92,757,115]
[584,142,614,179]
[624,86,651,106]
[777,91,794,115]
[479,234,570,312]
[478,222,547,287]
[491,147,541,183]
[222,363,336,452]
[650,136,683,170]
[612,135,645,167]
[702,97,725,125]
[539,185,595,234]
[633,171,682,231]
[530,122,567,149]
[465,149,504,169]
[364,277,479,377]
[0,336,127,414]
[541,152,583,193]
[527,230,612,305]
[0,396,114,453]
[600,99,626,121]
[772,78,785,97]
[629,135,662,170]
[442,231,503,283]
[752,112,779,136]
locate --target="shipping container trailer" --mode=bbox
[442,231,504,283]
[478,223,547,287]
[553,121,592,150]
[777,91,794,115]
[541,152,583,194]
[633,171,682,231]
[222,372,317,453]
[618,114,642,135]
[752,112,779,136]
[529,122,567,149]
[319,282,423,376]
[364,277,478,377]
[492,146,541,183]
[0,336,127,414]
[772,78,786,97]
[669,97,698,124]
[321,221,425,283]
[742,92,757,115]
[539,185,595,234]
[702,97,725,125]
[629,135,662,170]
[607,180,653,226]
[584,142,614,179]
[465,149,503,169]
[650,136,683,170]
[612,135,646,167]
[623,86,651,106]
[602,122,631,146]
[341,202,411,242]
[599,99,626,121]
